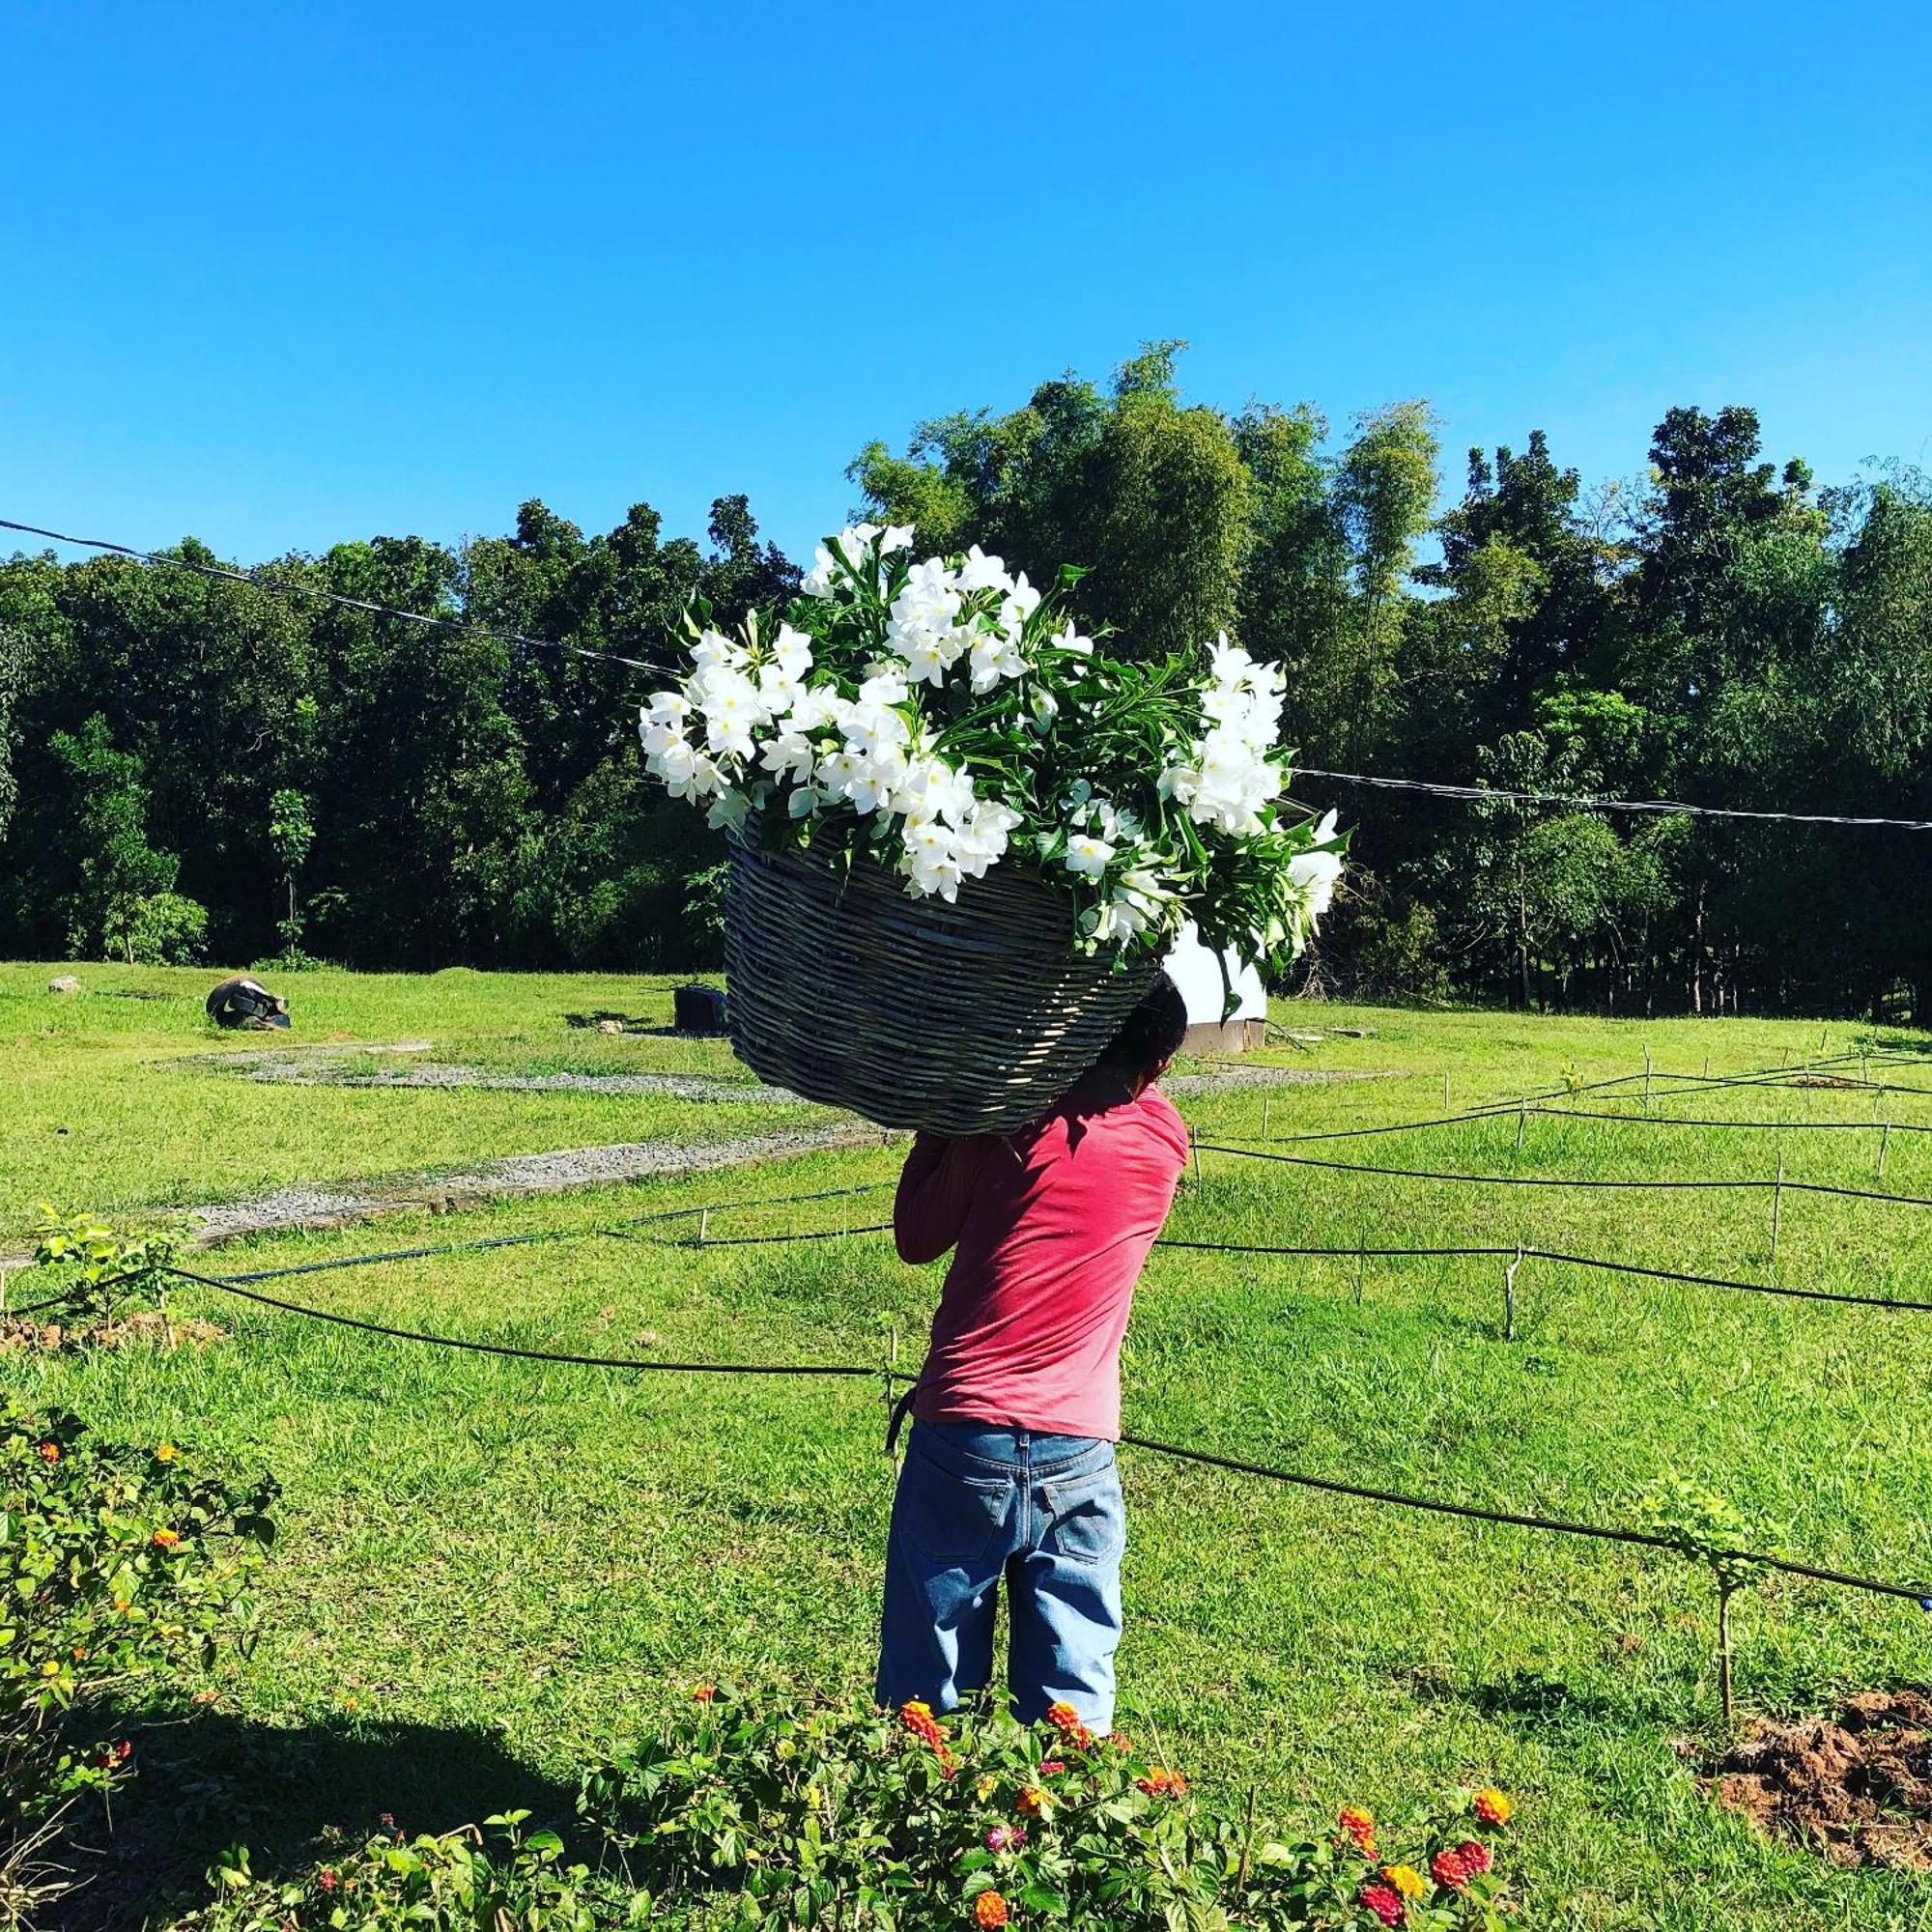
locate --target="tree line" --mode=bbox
[2,342,1927,1018]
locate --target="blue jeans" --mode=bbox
[877,1419,1124,1731]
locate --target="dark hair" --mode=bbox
[1095,970,1188,1082]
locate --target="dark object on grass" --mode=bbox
[673,984,727,1036]
[206,976,291,1030]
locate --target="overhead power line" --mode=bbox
[0,516,683,679]
[1297,767,1932,833]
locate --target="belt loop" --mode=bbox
[884,1384,917,1457]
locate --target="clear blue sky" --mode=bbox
[5,1,1928,571]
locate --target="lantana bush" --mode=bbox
[0,1395,277,1833]
[581,1685,1515,1929]
[639,526,1345,966]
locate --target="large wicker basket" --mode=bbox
[723,820,1157,1134]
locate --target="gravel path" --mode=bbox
[1165,1065,1404,1093]
[217,1058,803,1103]
[194,1047,798,1104]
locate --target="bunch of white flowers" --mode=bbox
[639,525,1345,966]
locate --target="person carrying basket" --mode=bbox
[878,972,1191,1730]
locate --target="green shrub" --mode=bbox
[0,1393,277,1831]
[28,1205,184,1322]
[582,1686,1517,1929]
[107,890,210,966]
[193,1814,603,1932]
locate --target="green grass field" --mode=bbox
[6,963,1932,1929]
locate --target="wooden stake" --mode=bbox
[1515,1100,1527,1155]
[696,1207,710,1246]
[1503,1245,1523,1343]
[1878,1122,1890,1183]
[1263,1094,1272,1139]
[1353,1236,1365,1307]
[1190,1128,1202,1183]
[1443,1070,1451,1109]
[1643,1043,1653,1115]
[1769,1151,1784,1269]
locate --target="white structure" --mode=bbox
[1163,922,1267,1054]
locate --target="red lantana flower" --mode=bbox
[1430,1847,1471,1890]
[1338,1805,1377,1857]
[37,1441,59,1463]
[1455,1838,1492,1876]
[1357,1880,1406,1927]
[973,1892,1009,1929]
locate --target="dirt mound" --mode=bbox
[1710,1690,1932,1869]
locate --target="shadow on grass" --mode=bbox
[1411,1665,1688,1738]
[49,1704,578,1932]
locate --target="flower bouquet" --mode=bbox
[639,523,1344,1131]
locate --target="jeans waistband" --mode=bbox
[909,1417,1113,1481]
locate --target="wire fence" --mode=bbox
[13,1038,1932,1697]
[128,1253,1932,1615]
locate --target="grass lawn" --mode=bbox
[6,964,1932,1928]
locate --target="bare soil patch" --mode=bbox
[1708,1689,1932,1869]
[0,1310,226,1353]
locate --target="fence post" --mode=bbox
[696,1208,710,1247]
[1716,1570,1738,1728]
[1503,1245,1523,1343]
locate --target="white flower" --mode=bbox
[899,634,952,687]
[967,632,1027,693]
[834,523,882,568]
[1030,688,1059,730]
[800,547,838,598]
[840,746,909,815]
[843,702,909,761]
[698,668,766,760]
[1053,625,1095,656]
[1289,845,1343,920]
[758,729,815,783]
[858,668,910,710]
[880,525,916,554]
[899,817,964,901]
[643,732,696,786]
[1064,834,1115,878]
[642,691,690,726]
[998,573,1040,634]
[1288,813,1345,921]
[955,545,1011,594]
[691,630,746,674]
[786,688,842,733]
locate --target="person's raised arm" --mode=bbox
[894,1132,983,1264]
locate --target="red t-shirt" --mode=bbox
[895,1077,1190,1441]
